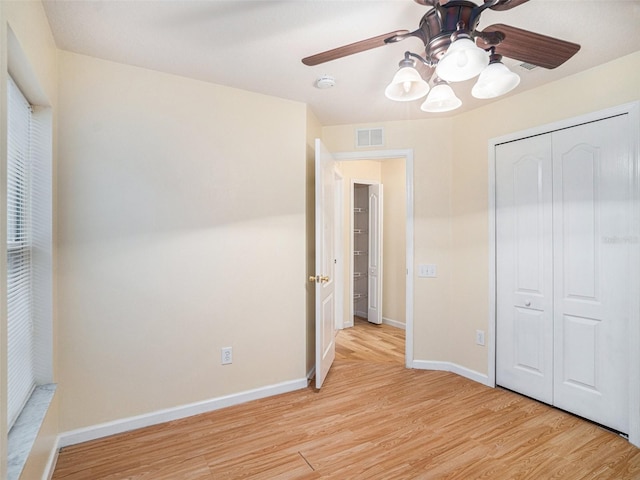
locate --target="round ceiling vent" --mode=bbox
[315,75,336,89]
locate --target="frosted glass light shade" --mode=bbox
[385,66,430,102]
[436,37,489,82]
[420,84,462,113]
[471,61,520,99]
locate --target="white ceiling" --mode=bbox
[42,0,640,126]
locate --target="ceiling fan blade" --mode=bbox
[478,24,580,69]
[485,0,530,11]
[302,30,410,66]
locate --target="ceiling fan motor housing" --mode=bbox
[418,1,482,61]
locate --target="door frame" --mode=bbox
[488,101,640,447]
[334,171,344,331]
[334,149,414,368]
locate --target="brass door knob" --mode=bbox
[320,275,330,283]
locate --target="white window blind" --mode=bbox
[7,75,35,429]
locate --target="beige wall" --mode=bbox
[56,51,308,431]
[1,1,59,479]
[381,158,406,326]
[322,51,640,376]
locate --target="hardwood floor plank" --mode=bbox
[53,321,640,479]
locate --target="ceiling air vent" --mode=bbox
[519,62,538,71]
[356,127,384,148]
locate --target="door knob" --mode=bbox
[309,275,330,283]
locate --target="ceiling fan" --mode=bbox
[302,0,580,112]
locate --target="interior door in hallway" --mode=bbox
[367,183,383,324]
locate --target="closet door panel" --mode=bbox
[496,134,554,403]
[552,114,631,433]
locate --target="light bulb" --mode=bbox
[436,36,489,83]
[472,61,520,99]
[385,66,430,102]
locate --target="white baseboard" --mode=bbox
[382,317,405,330]
[412,360,492,387]
[57,377,308,448]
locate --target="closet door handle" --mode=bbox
[524,301,531,307]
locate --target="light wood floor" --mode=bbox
[53,319,640,479]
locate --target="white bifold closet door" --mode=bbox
[496,114,632,434]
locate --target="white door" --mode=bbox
[314,138,336,389]
[496,114,633,433]
[367,184,383,324]
[552,116,631,433]
[496,134,554,403]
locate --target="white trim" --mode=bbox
[42,436,60,480]
[334,171,344,331]
[487,139,497,389]
[490,103,639,146]
[382,317,405,330]
[333,149,414,369]
[627,102,640,448]
[306,366,316,382]
[412,360,491,387]
[57,377,308,448]
[488,101,640,448]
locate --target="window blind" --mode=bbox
[7,75,35,429]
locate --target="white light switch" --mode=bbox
[418,264,437,278]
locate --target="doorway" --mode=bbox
[352,181,383,325]
[332,149,414,368]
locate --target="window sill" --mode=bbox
[8,384,57,480]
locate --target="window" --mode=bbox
[7,75,36,428]
[6,75,53,432]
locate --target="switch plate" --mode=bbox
[221,347,233,365]
[418,264,437,278]
[475,330,485,346]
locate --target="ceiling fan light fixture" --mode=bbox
[420,80,462,113]
[385,65,430,102]
[435,33,489,83]
[471,52,520,99]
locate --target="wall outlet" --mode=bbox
[475,330,485,346]
[221,347,233,365]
